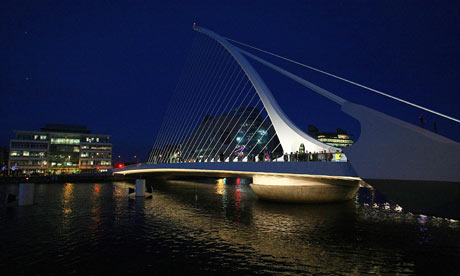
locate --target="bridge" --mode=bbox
[115,24,460,219]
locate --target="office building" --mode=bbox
[9,124,112,175]
[307,125,354,148]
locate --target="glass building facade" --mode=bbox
[8,124,112,175]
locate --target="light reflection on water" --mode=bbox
[0,179,459,275]
[62,183,73,216]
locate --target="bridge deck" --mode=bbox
[114,161,359,180]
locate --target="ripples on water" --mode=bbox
[0,179,459,275]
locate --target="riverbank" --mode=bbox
[0,173,136,184]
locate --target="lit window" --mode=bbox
[23,151,30,156]
[51,138,80,145]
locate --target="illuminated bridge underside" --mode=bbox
[115,162,361,203]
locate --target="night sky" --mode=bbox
[1,0,459,162]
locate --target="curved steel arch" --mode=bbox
[193,25,337,154]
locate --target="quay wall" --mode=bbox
[0,173,134,184]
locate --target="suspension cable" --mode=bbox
[197,72,248,161]
[225,37,460,123]
[220,98,262,158]
[208,80,252,161]
[246,124,273,159]
[163,37,225,162]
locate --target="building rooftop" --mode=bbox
[40,124,91,134]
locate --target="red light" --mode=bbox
[117,163,124,168]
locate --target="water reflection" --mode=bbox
[214,178,245,222]
[215,178,226,195]
[89,184,102,232]
[144,179,366,273]
[234,178,241,222]
[93,183,101,196]
[141,178,460,275]
[61,183,73,216]
[112,182,124,224]
[417,214,432,245]
[1,181,459,275]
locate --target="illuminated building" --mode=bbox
[181,107,281,162]
[8,124,112,175]
[307,125,354,148]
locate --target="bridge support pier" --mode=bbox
[250,175,360,203]
[136,179,146,197]
[18,183,35,206]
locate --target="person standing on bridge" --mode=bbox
[334,150,342,162]
[219,152,224,162]
[265,150,271,162]
[238,152,244,162]
[322,151,327,162]
[258,152,264,162]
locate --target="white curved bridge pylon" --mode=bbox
[193,25,338,154]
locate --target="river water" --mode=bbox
[0,179,459,275]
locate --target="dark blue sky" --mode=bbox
[1,0,459,162]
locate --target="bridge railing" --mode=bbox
[149,152,347,164]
